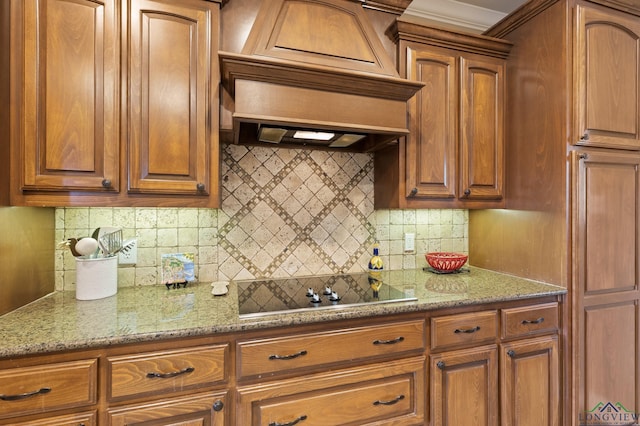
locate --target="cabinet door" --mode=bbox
[128,0,219,198]
[575,5,640,150]
[405,47,457,200]
[459,57,504,200]
[500,336,559,426]
[107,392,226,426]
[18,0,119,192]
[574,150,640,423]
[430,345,498,426]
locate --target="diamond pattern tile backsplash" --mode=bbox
[55,145,468,290]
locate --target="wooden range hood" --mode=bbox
[219,0,424,152]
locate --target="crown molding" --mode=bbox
[403,0,507,32]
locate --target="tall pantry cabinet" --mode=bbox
[3,0,221,207]
[470,0,640,424]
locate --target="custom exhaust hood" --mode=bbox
[219,0,424,152]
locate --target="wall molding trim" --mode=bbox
[403,0,507,32]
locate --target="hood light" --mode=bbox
[257,127,288,144]
[257,125,366,148]
[293,130,335,141]
[329,134,366,148]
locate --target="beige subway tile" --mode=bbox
[135,267,157,286]
[89,208,114,229]
[389,209,404,224]
[65,208,90,229]
[178,228,199,246]
[157,228,178,247]
[198,208,217,227]
[136,208,158,228]
[136,228,157,248]
[157,208,179,228]
[137,247,157,267]
[178,209,199,227]
[113,208,136,228]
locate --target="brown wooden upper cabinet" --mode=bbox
[16,0,120,196]
[5,0,221,207]
[375,21,511,209]
[574,5,640,150]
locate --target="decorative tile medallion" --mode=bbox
[218,145,376,280]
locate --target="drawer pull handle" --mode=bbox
[269,350,308,360]
[454,326,480,334]
[521,317,545,325]
[373,336,405,345]
[269,414,307,426]
[373,394,405,406]
[146,366,194,379]
[0,387,51,401]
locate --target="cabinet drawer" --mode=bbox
[7,411,97,426]
[501,302,559,339]
[107,344,228,401]
[431,310,497,351]
[107,392,227,426]
[237,356,426,425]
[0,359,97,419]
[237,320,426,379]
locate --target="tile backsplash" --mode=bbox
[55,145,468,291]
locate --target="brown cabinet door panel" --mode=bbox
[405,48,457,199]
[500,336,559,426]
[576,150,640,296]
[20,0,119,191]
[581,302,638,420]
[128,0,217,196]
[575,5,640,149]
[430,345,498,426]
[460,57,504,200]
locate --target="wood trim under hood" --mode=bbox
[219,0,424,152]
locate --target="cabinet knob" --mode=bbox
[436,360,445,370]
[463,188,471,196]
[507,349,516,358]
[196,183,205,192]
[580,132,589,141]
[578,153,588,160]
[213,399,224,412]
[409,187,418,197]
[101,179,112,188]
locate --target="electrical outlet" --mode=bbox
[118,239,137,265]
[404,233,415,253]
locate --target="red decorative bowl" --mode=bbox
[426,252,468,272]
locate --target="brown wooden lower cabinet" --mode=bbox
[429,304,560,426]
[0,297,562,425]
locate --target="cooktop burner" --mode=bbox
[236,272,417,318]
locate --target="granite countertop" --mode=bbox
[0,267,566,359]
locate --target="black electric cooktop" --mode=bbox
[236,272,417,318]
